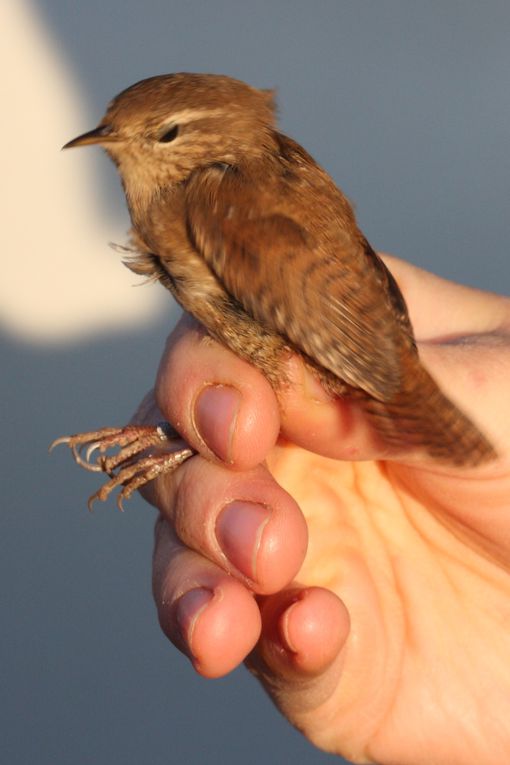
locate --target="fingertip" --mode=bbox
[168,459,309,596]
[253,499,309,595]
[156,319,280,469]
[177,581,262,679]
[214,493,308,595]
[192,381,279,469]
[193,384,243,463]
[259,587,350,677]
[279,588,350,674]
[153,519,262,678]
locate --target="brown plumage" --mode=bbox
[54,73,496,507]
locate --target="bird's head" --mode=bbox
[64,73,277,212]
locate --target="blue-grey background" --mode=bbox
[2,2,509,764]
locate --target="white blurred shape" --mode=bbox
[0,0,165,343]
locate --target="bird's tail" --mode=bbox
[361,366,496,466]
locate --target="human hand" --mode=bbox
[140,256,510,764]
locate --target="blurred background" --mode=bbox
[2,2,509,763]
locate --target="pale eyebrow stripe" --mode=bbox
[162,108,226,124]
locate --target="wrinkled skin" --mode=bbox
[137,256,510,764]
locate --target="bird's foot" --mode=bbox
[50,422,195,510]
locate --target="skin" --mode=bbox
[136,256,510,764]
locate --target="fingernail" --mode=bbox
[216,501,271,581]
[176,587,214,656]
[194,385,242,463]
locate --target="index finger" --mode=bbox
[155,314,281,470]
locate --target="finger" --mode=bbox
[254,586,350,676]
[156,314,280,469]
[275,356,385,462]
[153,517,261,678]
[146,455,308,596]
[153,314,384,464]
[275,336,509,467]
[246,587,350,739]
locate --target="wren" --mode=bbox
[52,73,496,508]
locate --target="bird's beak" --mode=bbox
[62,124,117,150]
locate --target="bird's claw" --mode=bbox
[50,422,195,509]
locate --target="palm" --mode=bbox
[148,258,510,764]
[266,445,510,763]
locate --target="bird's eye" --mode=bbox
[158,125,179,143]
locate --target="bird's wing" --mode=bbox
[185,164,413,400]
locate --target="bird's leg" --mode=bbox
[50,422,195,509]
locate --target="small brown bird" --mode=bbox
[53,73,496,508]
